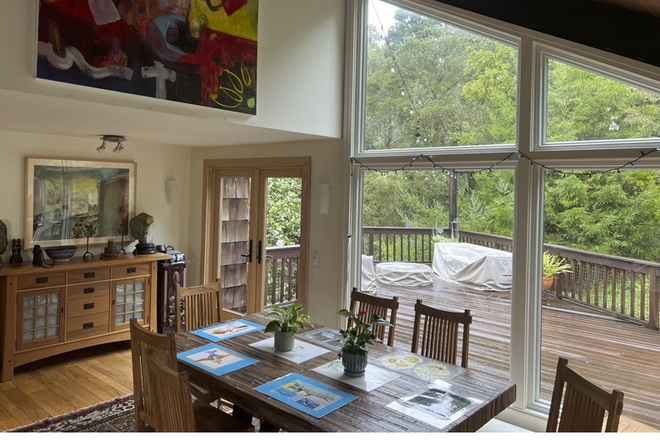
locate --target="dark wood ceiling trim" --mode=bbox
[432,0,660,68]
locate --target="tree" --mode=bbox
[266,178,301,247]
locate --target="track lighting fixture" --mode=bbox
[97,135,126,154]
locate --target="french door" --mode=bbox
[202,158,310,319]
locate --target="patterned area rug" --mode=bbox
[10,395,135,432]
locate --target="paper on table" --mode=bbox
[378,352,463,382]
[313,360,400,392]
[387,380,482,430]
[249,337,330,363]
[299,328,343,349]
[255,372,357,418]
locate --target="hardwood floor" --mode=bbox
[0,341,132,431]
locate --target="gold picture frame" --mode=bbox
[25,157,136,249]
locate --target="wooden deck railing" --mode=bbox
[362,226,435,263]
[265,245,299,306]
[361,227,660,330]
[265,228,659,329]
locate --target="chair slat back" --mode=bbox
[175,280,223,332]
[411,299,472,367]
[547,357,625,432]
[146,352,197,432]
[349,288,399,346]
[130,318,177,431]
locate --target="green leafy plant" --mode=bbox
[337,309,391,357]
[71,217,98,238]
[543,251,572,278]
[264,302,313,334]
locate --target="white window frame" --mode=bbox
[346,0,660,430]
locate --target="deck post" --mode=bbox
[647,267,659,330]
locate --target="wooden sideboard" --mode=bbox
[0,254,167,381]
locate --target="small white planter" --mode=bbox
[274,330,295,352]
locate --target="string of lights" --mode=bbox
[371,3,424,141]
[350,148,660,176]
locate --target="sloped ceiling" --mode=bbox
[434,0,660,67]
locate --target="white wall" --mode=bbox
[0,131,191,259]
[0,0,345,139]
[189,139,347,327]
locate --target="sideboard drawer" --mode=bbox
[111,263,150,279]
[68,268,110,284]
[68,296,110,319]
[68,282,110,301]
[17,272,66,290]
[67,313,109,340]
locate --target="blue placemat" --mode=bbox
[255,373,357,418]
[178,343,258,376]
[190,319,265,342]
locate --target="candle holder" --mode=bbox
[117,224,128,254]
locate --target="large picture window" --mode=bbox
[351,0,660,430]
[364,0,518,151]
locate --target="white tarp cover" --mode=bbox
[361,255,377,292]
[375,262,433,287]
[432,242,512,291]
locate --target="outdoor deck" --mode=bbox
[374,275,660,430]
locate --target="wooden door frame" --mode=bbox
[201,157,311,312]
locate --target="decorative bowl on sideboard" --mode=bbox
[44,245,77,263]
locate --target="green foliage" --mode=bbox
[543,252,571,278]
[266,178,301,247]
[264,302,312,334]
[71,217,98,238]
[337,309,391,357]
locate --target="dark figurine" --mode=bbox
[32,244,45,266]
[9,239,23,265]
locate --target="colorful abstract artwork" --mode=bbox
[37,0,258,114]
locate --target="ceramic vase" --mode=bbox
[341,351,368,377]
[274,330,295,352]
[542,277,554,291]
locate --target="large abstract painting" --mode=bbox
[37,0,258,114]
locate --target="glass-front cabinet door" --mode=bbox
[16,288,65,351]
[111,277,148,330]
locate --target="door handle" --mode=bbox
[257,240,263,264]
[241,239,253,262]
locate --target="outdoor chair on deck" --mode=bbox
[174,280,223,332]
[145,351,253,432]
[349,288,399,346]
[411,299,472,368]
[546,357,624,432]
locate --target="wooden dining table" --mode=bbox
[175,313,516,432]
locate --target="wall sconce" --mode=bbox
[165,178,177,204]
[318,183,330,215]
[97,135,126,154]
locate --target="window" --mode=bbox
[543,53,660,145]
[350,0,660,430]
[364,0,518,151]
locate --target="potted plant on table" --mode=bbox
[264,302,313,352]
[543,251,572,291]
[337,308,391,377]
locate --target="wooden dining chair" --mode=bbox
[146,351,254,432]
[411,299,472,368]
[130,318,241,431]
[175,280,223,332]
[349,288,399,346]
[546,357,624,432]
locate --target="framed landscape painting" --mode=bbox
[36,0,258,115]
[25,157,136,249]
